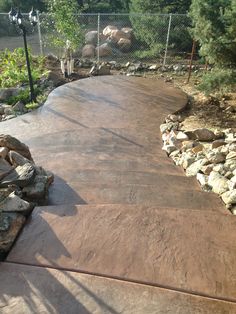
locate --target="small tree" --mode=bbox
[45,0,83,51]
[190,0,236,66]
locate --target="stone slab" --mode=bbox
[7,205,236,301]
[1,263,235,314]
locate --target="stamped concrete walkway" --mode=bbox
[0,76,236,313]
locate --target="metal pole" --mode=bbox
[22,27,36,102]
[187,40,196,84]
[97,13,100,64]
[36,10,44,56]
[163,13,172,68]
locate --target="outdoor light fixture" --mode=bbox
[8,7,38,102]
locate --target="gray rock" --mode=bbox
[13,101,27,114]
[85,31,98,45]
[193,128,216,141]
[221,190,236,205]
[186,158,208,176]
[1,192,33,214]
[0,212,25,254]
[22,175,48,200]
[208,171,229,195]
[4,114,16,120]
[0,163,35,188]
[8,150,32,167]
[0,158,13,180]
[162,144,177,155]
[0,88,21,102]
[160,122,178,133]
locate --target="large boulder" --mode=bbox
[96,43,112,57]
[82,44,95,58]
[117,38,132,52]
[110,30,128,43]
[103,25,118,37]
[85,31,98,45]
[121,27,133,40]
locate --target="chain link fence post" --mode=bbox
[97,13,100,64]
[36,10,44,56]
[163,13,172,67]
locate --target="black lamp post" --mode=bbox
[9,7,38,102]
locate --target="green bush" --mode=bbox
[198,68,236,95]
[0,48,48,88]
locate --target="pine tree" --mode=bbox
[190,0,236,66]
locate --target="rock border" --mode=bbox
[160,114,236,214]
[0,134,54,259]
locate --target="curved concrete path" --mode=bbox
[0,76,236,313]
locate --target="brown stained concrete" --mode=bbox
[0,76,234,312]
[6,204,236,302]
[1,263,236,314]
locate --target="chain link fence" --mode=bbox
[0,12,200,67]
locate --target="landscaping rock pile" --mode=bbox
[160,114,236,214]
[82,25,134,58]
[0,134,53,258]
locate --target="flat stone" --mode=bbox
[0,212,25,257]
[1,192,33,215]
[1,263,236,314]
[0,163,35,188]
[193,128,215,141]
[6,205,236,301]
